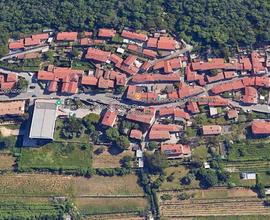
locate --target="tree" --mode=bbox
[94,146,105,155]
[160,194,172,201]
[120,155,132,169]
[16,77,29,92]
[115,135,130,151]
[254,183,266,198]
[181,176,191,185]
[196,168,218,188]
[105,127,119,141]
[144,152,168,174]
[147,141,158,151]
[61,116,83,139]
[83,113,100,126]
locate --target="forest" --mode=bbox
[0,0,270,56]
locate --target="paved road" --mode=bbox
[0,45,49,61]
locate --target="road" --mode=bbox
[0,45,49,61]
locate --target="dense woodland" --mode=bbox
[0,0,270,55]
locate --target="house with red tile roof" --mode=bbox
[143,49,157,59]
[56,32,78,41]
[37,66,83,94]
[140,61,152,72]
[31,33,49,41]
[0,73,17,91]
[98,77,114,89]
[98,28,116,38]
[130,129,143,140]
[101,108,117,127]
[161,144,191,159]
[186,101,200,114]
[121,30,148,42]
[109,54,123,65]
[149,123,183,141]
[202,125,222,135]
[147,38,158,48]
[241,87,258,105]
[206,72,224,83]
[9,39,24,50]
[251,120,270,136]
[131,73,180,84]
[251,51,266,74]
[115,74,126,86]
[153,58,182,73]
[127,44,141,53]
[185,64,206,85]
[157,37,177,51]
[178,82,204,99]
[24,37,40,47]
[85,48,111,63]
[80,38,93,46]
[174,108,190,122]
[81,76,98,86]
[227,109,238,120]
[126,107,156,125]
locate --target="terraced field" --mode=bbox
[224,161,270,172]
[160,198,270,218]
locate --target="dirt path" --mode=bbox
[0,126,19,137]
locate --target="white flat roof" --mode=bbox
[29,99,58,140]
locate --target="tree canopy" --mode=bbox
[1,0,270,53]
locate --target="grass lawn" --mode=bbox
[229,173,256,187]
[73,174,144,196]
[192,145,209,161]
[160,166,200,191]
[257,172,270,187]
[92,146,133,168]
[194,216,270,220]
[54,119,89,143]
[18,142,92,171]
[0,173,73,196]
[75,197,149,215]
[228,141,270,161]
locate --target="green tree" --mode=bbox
[105,127,119,141]
[144,152,168,174]
[115,135,130,151]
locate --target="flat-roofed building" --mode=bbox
[29,99,58,140]
[0,100,25,116]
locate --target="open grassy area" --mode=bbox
[0,155,15,170]
[193,216,270,220]
[18,142,92,171]
[229,173,256,187]
[160,166,200,191]
[0,173,73,196]
[73,174,144,196]
[192,146,208,161]
[54,119,89,143]
[93,146,133,168]
[228,141,270,161]
[75,197,149,215]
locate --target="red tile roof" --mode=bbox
[24,37,40,47]
[126,107,156,124]
[9,39,24,50]
[149,123,182,140]
[251,51,265,73]
[31,33,49,41]
[227,109,238,119]
[127,44,140,53]
[130,129,143,140]
[154,58,182,71]
[161,144,191,158]
[174,108,190,120]
[101,109,117,127]
[157,37,176,50]
[202,125,222,135]
[109,54,123,65]
[206,72,224,83]
[80,38,93,46]
[149,130,170,140]
[143,49,157,59]
[98,77,114,89]
[191,58,226,71]
[178,82,204,99]
[48,80,57,92]
[81,76,98,86]
[251,120,270,135]
[85,48,111,62]
[159,106,175,116]
[131,73,180,83]
[123,55,137,67]
[98,28,116,38]
[147,38,158,48]
[140,61,152,72]
[186,101,200,114]
[242,87,258,104]
[121,30,148,42]
[224,71,237,79]
[56,32,78,41]
[116,74,126,86]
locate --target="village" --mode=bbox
[1,27,270,219]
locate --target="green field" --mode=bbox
[75,197,149,215]
[194,216,270,220]
[18,142,92,172]
[54,119,89,143]
[228,142,270,161]
[229,173,256,187]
